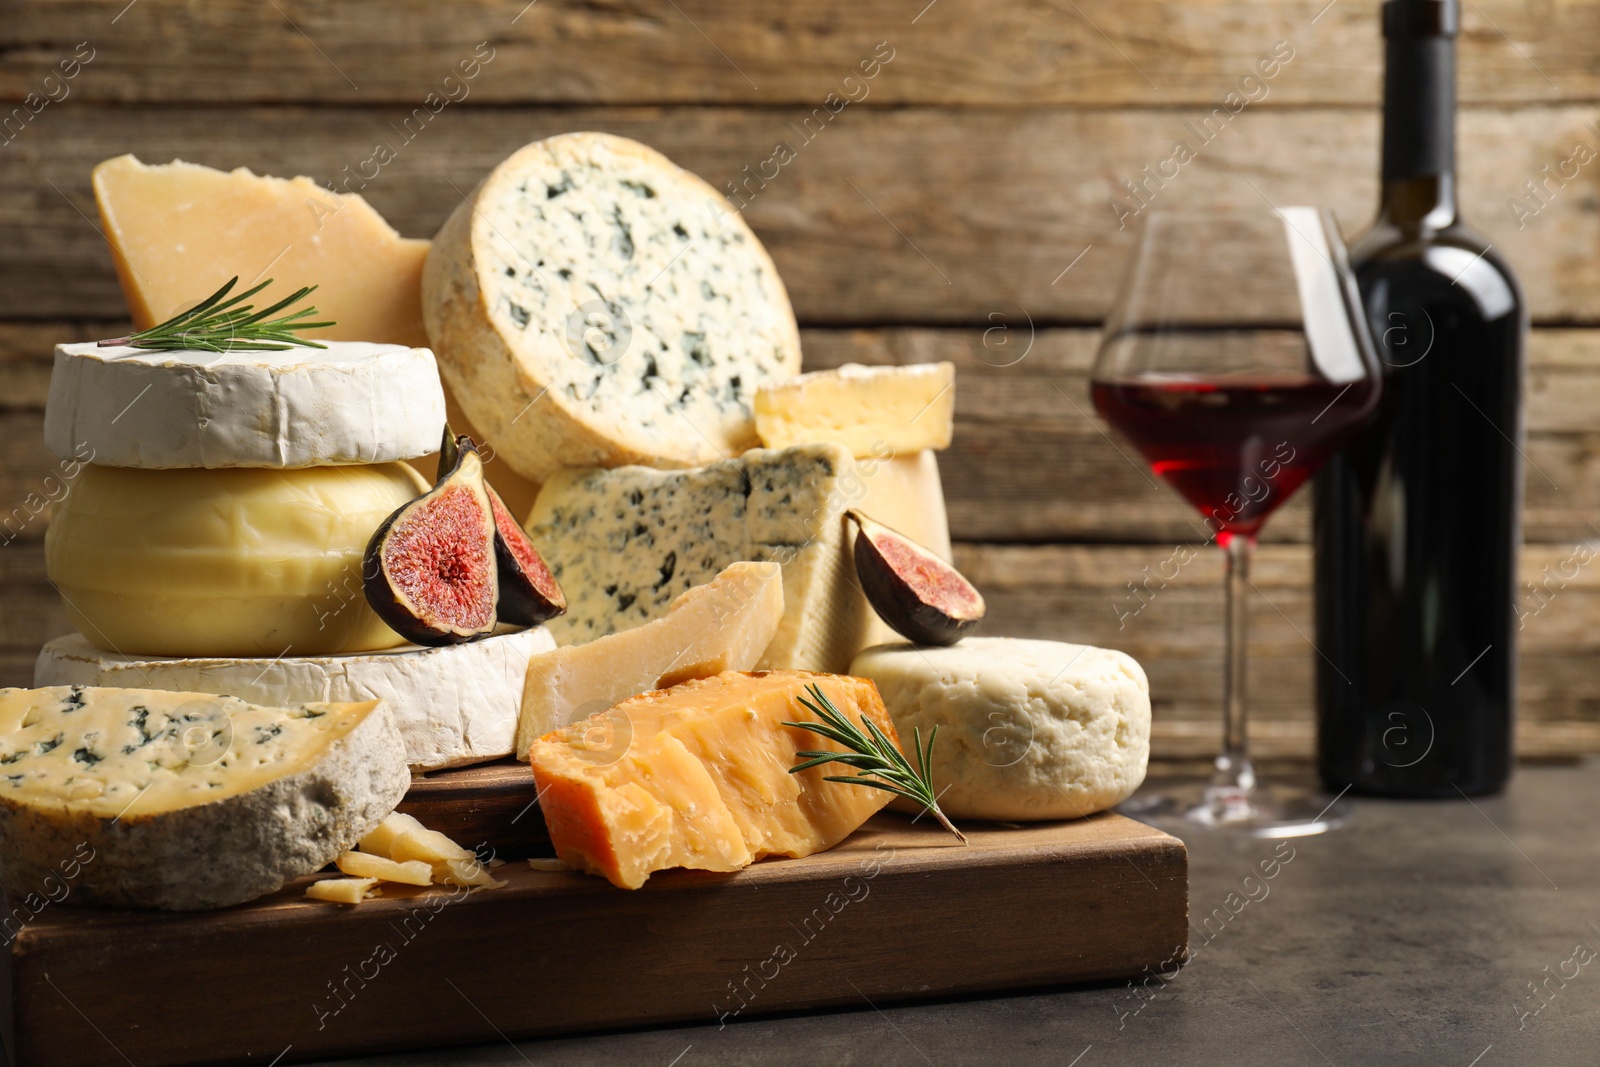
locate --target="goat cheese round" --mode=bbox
[44,340,447,468]
[45,462,427,658]
[850,638,1151,821]
[36,628,555,772]
[422,132,802,484]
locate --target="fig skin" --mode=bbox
[439,427,566,627]
[364,440,500,646]
[848,510,985,647]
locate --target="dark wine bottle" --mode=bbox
[1314,0,1525,796]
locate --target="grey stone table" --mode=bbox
[150,764,1600,1066]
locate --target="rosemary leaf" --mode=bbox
[98,276,334,353]
[784,683,966,844]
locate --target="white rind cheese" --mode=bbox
[45,340,446,469]
[527,444,873,673]
[515,561,784,757]
[0,686,408,910]
[422,132,801,484]
[850,638,1152,821]
[35,629,554,771]
[45,462,427,659]
[754,362,956,457]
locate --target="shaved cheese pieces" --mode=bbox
[305,877,381,904]
[335,851,434,886]
[354,811,506,891]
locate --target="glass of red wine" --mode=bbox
[1092,208,1381,836]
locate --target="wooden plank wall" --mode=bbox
[3,0,1598,758]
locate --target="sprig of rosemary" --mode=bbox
[784,683,966,844]
[99,277,334,352]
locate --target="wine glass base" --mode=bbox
[1117,779,1350,838]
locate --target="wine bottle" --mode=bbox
[1314,0,1525,796]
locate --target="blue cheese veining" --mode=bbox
[527,444,874,673]
[422,132,802,484]
[0,685,408,910]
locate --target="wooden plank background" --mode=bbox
[3,0,1597,758]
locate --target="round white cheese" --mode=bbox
[45,340,447,468]
[850,638,1151,821]
[45,462,426,658]
[35,628,555,771]
[422,132,802,484]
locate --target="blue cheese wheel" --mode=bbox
[422,133,802,483]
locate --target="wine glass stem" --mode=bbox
[1217,532,1257,794]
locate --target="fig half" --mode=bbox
[848,510,985,646]
[439,427,565,626]
[364,439,499,646]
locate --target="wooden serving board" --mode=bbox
[1,765,1188,1067]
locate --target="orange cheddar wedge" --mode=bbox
[529,670,896,889]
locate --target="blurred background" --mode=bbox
[1,0,1596,762]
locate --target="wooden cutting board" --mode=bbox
[0,763,1188,1067]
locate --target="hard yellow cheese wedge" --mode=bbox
[754,362,955,456]
[529,670,896,889]
[92,154,430,345]
[515,561,784,756]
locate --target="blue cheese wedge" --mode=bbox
[421,132,801,484]
[0,686,408,910]
[527,444,871,673]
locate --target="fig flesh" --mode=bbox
[438,428,565,626]
[487,484,566,625]
[848,510,985,646]
[364,440,499,646]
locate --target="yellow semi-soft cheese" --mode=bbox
[754,362,955,457]
[515,561,784,757]
[46,462,425,658]
[858,451,952,560]
[856,450,953,648]
[529,670,896,889]
[0,685,409,910]
[93,154,430,345]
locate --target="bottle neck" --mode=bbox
[1378,31,1458,229]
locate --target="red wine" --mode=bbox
[1314,0,1524,796]
[1093,373,1377,539]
